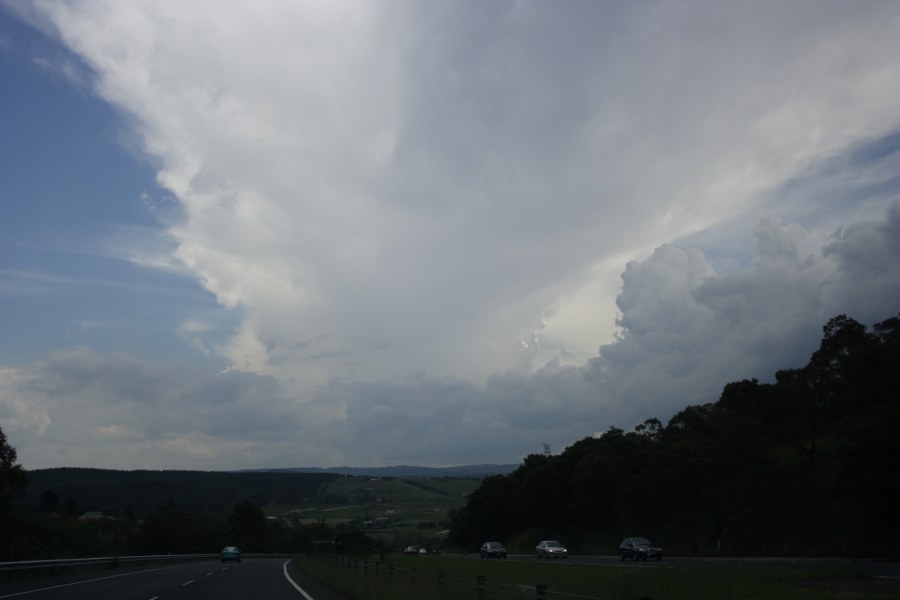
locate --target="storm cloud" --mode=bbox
[2,1,899,468]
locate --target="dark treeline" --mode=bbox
[1,469,346,561]
[3,495,352,561]
[16,469,341,519]
[448,313,900,558]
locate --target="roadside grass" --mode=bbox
[292,553,894,600]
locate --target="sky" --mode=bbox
[1,1,899,471]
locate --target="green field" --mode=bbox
[293,553,898,600]
[275,477,482,551]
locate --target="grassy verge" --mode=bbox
[292,553,894,600]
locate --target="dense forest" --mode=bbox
[448,313,900,558]
[0,467,345,561]
[16,468,341,519]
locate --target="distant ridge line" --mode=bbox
[245,464,519,477]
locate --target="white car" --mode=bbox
[535,540,568,559]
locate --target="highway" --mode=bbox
[0,558,347,600]
[3,554,896,599]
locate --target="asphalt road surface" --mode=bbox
[0,558,348,600]
[4,554,897,599]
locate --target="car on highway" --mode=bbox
[220,546,242,563]
[618,537,663,561]
[479,541,508,559]
[535,539,568,559]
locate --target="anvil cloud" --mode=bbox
[1,1,899,469]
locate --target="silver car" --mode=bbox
[535,539,568,559]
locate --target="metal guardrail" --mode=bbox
[0,553,293,574]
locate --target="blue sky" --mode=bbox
[1,1,899,470]
[1,9,241,372]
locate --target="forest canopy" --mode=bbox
[448,313,900,557]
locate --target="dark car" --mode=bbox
[480,541,507,559]
[618,537,663,561]
[220,546,242,563]
[535,539,568,559]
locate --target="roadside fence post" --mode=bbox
[476,575,486,599]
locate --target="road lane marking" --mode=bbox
[0,565,187,598]
[282,560,315,600]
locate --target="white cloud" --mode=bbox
[3,1,900,468]
[6,205,899,469]
[19,0,898,381]
[586,206,900,426]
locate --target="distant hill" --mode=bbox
[16,464,515,518]
[17,467,341,518]
[250,464,519,478]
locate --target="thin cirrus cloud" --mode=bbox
[1,1,899,469]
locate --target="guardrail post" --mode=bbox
[476,574,486,599]
[535,583,547,599]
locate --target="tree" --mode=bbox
[229,500,266,550]
[40,490,60,514]
[446,475,516,547]
[0,426,28,514]
[0,425,28,559]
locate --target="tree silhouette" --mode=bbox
[229,500,266,550]
[39,489,59,514]
[449,312,900,557]
[0,425,28,559]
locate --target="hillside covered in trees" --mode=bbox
[16,468,341,519]
[448,313,900,558]
[0,469,345,561]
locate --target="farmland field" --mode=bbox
[272,476,483,551]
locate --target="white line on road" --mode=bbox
[0,565,185,598]
[282,560,315,600]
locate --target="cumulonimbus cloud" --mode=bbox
[4,206,898,468]
[3,1,900,468]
